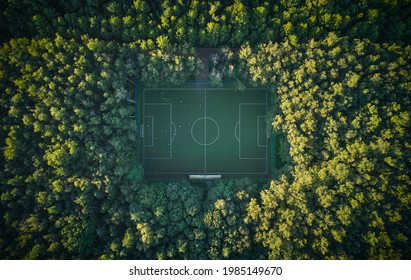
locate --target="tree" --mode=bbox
[1,0,410,261]
[244,34,411,259]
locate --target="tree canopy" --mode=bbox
[1,0,410,259]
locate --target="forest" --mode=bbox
[0,0,410,259]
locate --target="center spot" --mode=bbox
[191,117,220,146]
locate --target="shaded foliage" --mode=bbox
[1,0,410,259]
[243,35,411,259]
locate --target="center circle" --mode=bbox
[191,117,220,146]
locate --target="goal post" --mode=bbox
[140,124,144,138]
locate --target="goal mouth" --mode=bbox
[189,174,222,180]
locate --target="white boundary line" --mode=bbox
[234,121,240,142]
[143,103,172,160]
[142,89,145,161]
[171,121,176,142]
[190,117,220,146]
[239,103,267,160]
[265,89,269,174]
[144,116,154,147]
[142,88,270,175]
[257,116,267,147]
[144,88,266,92]
[145,170,268,175]
[205,89,207,173]
[239,103,241,158]
[144,102,172,105]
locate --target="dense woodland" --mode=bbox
[0,0,410,259]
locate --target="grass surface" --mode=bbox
[139,83,271,179]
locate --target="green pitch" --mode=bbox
[138,83,271,179]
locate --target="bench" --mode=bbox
[189,174,222,180]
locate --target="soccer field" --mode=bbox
[138,84,272,179]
